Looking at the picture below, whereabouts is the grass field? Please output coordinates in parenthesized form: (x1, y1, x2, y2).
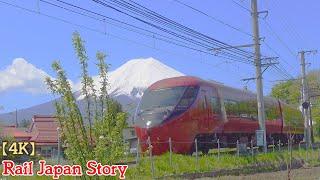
(2, 148, 320, 179)
(126, 148, 320, 179)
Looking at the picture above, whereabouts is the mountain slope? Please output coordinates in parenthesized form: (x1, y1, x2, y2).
(77, 57, 184, 100)
(0, 57, 184, 125)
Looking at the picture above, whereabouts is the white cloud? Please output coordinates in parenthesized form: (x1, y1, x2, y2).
(0, 58, 51, 94)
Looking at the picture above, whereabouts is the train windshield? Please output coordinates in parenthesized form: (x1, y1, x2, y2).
(135, 86, 198, 128)
(139, 86, 187, 113)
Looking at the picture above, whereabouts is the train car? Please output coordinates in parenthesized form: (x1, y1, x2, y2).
(134, 76, 304, 155)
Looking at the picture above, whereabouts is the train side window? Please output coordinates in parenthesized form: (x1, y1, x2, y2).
(211, 97, 220, 114)
(265, 102, 280, 120)
(237, 100, 257, 119)
(224, 99, 238, 115)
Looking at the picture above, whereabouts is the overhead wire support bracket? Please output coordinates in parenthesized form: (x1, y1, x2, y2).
(259, 56, 279, 74)
(241, 77, 256, 82)
(298, 50, 318, 55)
(258, 10, 268, 19)
(261, 57, 279, 66)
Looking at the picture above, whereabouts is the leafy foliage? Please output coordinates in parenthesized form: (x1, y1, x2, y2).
(45, 32, 127, 170)
(270, 70, 320, 136)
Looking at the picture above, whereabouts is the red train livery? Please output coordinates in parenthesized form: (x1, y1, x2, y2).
(134, 76, 304, 155)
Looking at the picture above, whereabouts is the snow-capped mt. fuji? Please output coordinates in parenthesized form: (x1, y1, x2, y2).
(78, 57, 184, 100)
(0, 57, 184, 125)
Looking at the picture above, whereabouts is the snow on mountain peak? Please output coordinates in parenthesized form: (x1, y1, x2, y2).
(77, 57, 184, 100)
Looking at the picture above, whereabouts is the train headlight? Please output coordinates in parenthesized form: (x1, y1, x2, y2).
(146, 120, 151, 127)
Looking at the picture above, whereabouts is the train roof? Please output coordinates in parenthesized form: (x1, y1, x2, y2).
(148, 76, 279, 105)
(149, 76, 204, 90)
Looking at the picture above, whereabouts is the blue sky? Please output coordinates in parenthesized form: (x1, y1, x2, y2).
(0, 0, 319, 113)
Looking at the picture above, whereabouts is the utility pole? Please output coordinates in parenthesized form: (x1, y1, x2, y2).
(309, 107, 314, 143)
(15, 108, 18, 127)
(299, 50, 317, 147)
(251, 0, 267, 152)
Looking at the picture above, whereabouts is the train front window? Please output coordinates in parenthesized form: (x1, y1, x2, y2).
(135, 86, 198, 128)
(139, 86, 187, 114)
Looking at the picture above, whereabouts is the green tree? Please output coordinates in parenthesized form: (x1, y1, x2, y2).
(45, 32, 127, 173)
(270, 70, 320, 137)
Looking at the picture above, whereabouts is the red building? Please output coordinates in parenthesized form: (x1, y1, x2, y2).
(0, 125, 31, 141)
(0, 115, 60, 158)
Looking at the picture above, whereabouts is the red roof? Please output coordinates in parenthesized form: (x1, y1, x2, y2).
(29, 115, 59, 145)
(0, 126, 31, 138)
(0, 115, 59, 146)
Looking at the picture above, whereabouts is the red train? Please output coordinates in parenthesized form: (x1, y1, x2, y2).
(134, 76, 304, 155)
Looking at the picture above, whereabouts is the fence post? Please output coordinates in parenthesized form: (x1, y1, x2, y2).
(278, 140, 281, 151)
(299, 141, 301, 152)
(169, 137, 172, 167)
(148, 136, 155, 178)
(136, 138, 140, 164)
(287, 139, 290, 152)
(305, 141, 308, 162)
(195, 138, 198, 170)
(217, 139, 220, 160)
(236, 140, 239, 157)
(251, 139, 254, 157)
(272, 140, 275, 152)
(318, 147, 320, 161)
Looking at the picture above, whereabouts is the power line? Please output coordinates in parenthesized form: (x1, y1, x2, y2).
(2, 0, 287, 93)
(92, 0, 256, 63)
(172, 0, 253, 37)
(263, 19, 296, 58)
(0, 0, 253, 81)
(263, 41, 295, 70)
(268, 0, 308, 49)
(44, 0, 255, 64)
(0, 0, 105, 34)
(98, 0, 294, 82)
(230, 0, 296, 81)
(43, 0, 221, 55)
(231, 0, 251, 13)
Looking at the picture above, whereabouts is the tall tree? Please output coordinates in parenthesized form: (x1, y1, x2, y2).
(46, 32, 127, 173)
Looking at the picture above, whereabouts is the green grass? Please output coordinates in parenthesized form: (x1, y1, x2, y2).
(3, 148, 320, 179)
(126, 148, 320, 179)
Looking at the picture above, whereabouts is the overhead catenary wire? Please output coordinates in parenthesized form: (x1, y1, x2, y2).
(261, 0, 312, 80)
(0, 0, 254, 83)
(174, 0, 292, 81)
(172, 0, 253, 37)
(263, 20, 296, 58)
(40, 0, 254, 64)
(92, 0, 256, 63)
(231, 0, 297, 81)
(45, 0, 203, 49)
(263, 41, 296, 71)
(268, 0, 309, 49)
(231, 0, 251, 13)
(94, 0, 252, 61)
(1, 0, 293, 91)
